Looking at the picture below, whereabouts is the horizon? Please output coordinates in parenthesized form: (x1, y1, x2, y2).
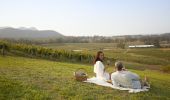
(1, 26, 169, 37)
(0, 0, 170, 36)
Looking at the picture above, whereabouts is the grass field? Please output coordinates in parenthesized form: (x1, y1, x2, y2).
(0, 55, 170, 100)
(40, 43, 170, 70)
(40, 43, 118, 51)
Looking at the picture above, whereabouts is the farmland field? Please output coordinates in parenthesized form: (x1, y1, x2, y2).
(40, 43, 170, 70)
(0, 43, 170, 100)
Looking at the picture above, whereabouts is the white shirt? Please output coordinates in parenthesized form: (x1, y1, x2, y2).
(111, 71, 141, 89)
(94, 61, 110, 81)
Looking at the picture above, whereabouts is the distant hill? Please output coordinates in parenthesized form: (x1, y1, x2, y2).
(0, 27, 64, 39)
(161, 33, 170, 37)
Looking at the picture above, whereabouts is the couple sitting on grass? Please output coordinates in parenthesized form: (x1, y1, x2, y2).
(93, 51, 149, 89)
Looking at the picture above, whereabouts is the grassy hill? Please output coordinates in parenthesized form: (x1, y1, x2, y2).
(0, 55, 170, 100)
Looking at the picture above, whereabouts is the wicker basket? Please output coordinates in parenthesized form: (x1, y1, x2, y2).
(74, 68, 87, 81)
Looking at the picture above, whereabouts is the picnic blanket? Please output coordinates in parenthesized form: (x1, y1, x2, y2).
(84, 77, 150, 93)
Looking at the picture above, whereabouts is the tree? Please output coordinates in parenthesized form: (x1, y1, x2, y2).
(153, 39, 161, 48)
(0, 42, 10, 56)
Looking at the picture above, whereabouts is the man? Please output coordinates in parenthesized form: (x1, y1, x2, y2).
(111, 61, 142, 89)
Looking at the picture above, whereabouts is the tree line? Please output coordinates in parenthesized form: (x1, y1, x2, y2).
(1, 33, 170, 48)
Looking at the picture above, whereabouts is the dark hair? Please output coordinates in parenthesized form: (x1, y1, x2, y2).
(115, 61, 123, 71)
(93, 51, 104, 64)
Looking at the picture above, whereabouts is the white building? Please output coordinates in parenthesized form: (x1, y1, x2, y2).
(128, 45, 154, 48)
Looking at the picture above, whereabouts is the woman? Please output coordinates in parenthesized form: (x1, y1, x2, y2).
(93, 51, 110, 81)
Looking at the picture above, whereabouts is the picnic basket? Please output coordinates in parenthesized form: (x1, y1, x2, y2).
(74, 68, 87, 81)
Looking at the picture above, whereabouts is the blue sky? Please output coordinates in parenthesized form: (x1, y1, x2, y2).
(0, 0, 170, 36)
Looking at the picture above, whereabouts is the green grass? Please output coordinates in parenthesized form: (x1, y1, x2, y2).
(39, 43, 117, 51)
(128, 48, 170, 61)
(0, 55, 170, 100)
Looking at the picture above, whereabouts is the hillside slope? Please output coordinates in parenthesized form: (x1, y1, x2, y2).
(0, 55, 170, 100)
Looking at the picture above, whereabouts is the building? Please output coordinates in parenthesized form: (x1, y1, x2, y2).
(128, 45, 154, 48)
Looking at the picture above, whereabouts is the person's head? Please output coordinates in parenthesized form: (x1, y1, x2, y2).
(115, 61, 124, 71)
(94, 51, 104, 64)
